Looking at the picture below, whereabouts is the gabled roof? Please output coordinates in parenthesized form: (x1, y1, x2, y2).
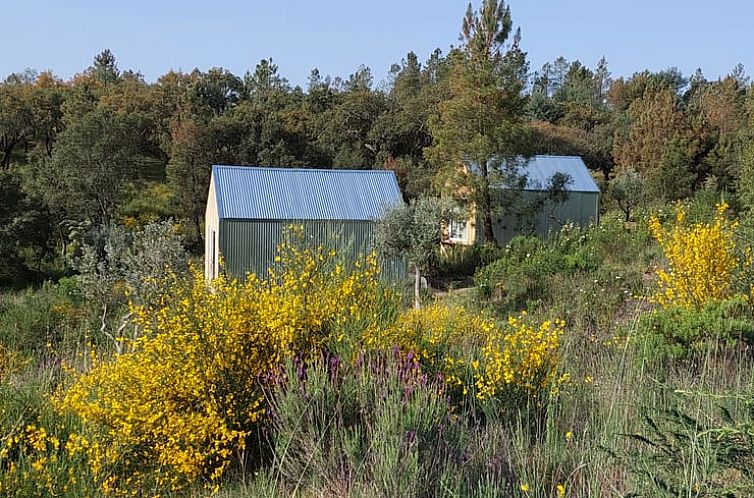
(212, 165, 403, 220)
(519, 155, 600, 193)
(469, 155, 600, 194)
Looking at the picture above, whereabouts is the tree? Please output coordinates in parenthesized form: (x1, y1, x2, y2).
(610, 167, 645, 221)
(370, 51, 449, 198)
(91, 49, 121, 86)
(613, 86, 686, 179)
(27, 108, 146, 225)
(166, 113, 243, 247)
(0, 81, 35, 169)
(375, 196, 454, 309)
(0, 170, 52, 282)
(737, 139, 754, 212)
(243, 58, 290, 103)
(314, 76, 387, 168)
(30, 71, 66, 157)
(188, 68, 243, 116)
(528, 120, 614, 181)
(426, 0, 528, 244)
(74, 220, 188, 348)
(653, 138, 695, 201)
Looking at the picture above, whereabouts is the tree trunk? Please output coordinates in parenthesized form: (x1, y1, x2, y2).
(617, 199, 630, 222)
(194, 212, 204, 250)
(1, 143, 15, 169)
(480, 159, 496, 245)
(414, 265, 421, 310)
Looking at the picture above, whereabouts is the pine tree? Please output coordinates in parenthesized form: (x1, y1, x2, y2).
(426, 0, 528, 244)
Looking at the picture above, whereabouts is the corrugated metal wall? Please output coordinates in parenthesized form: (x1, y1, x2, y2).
(477, 191, 600, 244)
(219, 219, 406, 282)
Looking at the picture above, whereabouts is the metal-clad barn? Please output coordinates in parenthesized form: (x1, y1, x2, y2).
(205, 165, 404, 281)
(452, 155, 600, 245)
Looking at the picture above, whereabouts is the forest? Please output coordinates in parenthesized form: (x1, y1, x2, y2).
(0, 5, 751, 279)
(1, 0, 754, 497)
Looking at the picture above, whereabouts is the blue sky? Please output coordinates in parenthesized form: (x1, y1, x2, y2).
(3, 0, 751, 87)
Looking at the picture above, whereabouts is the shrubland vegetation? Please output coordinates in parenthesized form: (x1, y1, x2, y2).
(2, 0, 754, 496)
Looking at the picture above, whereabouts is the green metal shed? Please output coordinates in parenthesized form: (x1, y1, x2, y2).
(472, 155, 601, 245)
(205, 165, 405, 281)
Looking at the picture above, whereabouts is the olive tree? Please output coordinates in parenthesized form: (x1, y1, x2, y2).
(75, 220, 188, 350)
(375, 196, 455, 309)
(610, 167, 645, 221)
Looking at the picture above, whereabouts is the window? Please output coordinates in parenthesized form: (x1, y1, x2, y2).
(448, 219, 467, 242)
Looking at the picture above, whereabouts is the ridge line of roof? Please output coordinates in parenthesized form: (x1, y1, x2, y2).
(464, 154, 584, 162)
(212, 164, 395, 174)
(529, 154, 582, 159)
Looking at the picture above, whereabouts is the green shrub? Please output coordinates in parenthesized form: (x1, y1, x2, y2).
(429, 243, 504, 287)
(474, 232, 598, 312)
(585, 210, 654, 266)
(0, 283, 89, 356)
(637, 296, 754, 361)
(620, 403, 754, 498)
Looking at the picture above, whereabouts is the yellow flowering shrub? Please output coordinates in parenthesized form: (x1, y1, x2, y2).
(474, 312, 566, 402)
(649, 202, 739, 308)
(0, 423, 79, 497)
(58, 237, 383, 495)
(367, 304, 492, 394)
(367, 304, 566, 405)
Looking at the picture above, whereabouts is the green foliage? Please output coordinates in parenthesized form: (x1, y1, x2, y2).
(426, 0, 528, 243)
(26, 108, 150, 225)
(621, 404, 754, 497)
(474, 230, 600, 312)
(610, 167, 645, 221)
(0, 80, 35, 168)
(737, 139, 754, 212)
(375, 196, 455, 306)
(429, 243, 505, 286)
(474, 212, 653, 337)
(265, 354, 475, 498)
(0, 282, 88, 355)
(652, 138, 696, 201)
(0, 170, 52, 284)
(74, 221, 188, 312)
(636, 296, 754, 361)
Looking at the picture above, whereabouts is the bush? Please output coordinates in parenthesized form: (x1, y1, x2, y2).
(74, 220, 189, 311)
(0, 282, 88, 356)
(367, 304, 567, 412)
(428, 243, 504, 287)
(474, 232, 598, 311)
(474, 312, 566, 407)
(637, 295, 754, 361)
(58, 238, 387, 495)
(649, 202, 743, 309)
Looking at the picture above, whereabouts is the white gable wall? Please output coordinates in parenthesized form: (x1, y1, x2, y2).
(205, 175, 220, 281)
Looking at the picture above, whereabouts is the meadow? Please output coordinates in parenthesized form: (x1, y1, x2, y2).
(1, 193, 754, 498)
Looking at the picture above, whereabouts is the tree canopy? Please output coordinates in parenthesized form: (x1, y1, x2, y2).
(1, 6, 753, 283)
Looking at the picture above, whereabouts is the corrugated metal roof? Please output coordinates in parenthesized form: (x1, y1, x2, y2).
(470, 155, 600, 193)
(212, 165, 403, 220)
